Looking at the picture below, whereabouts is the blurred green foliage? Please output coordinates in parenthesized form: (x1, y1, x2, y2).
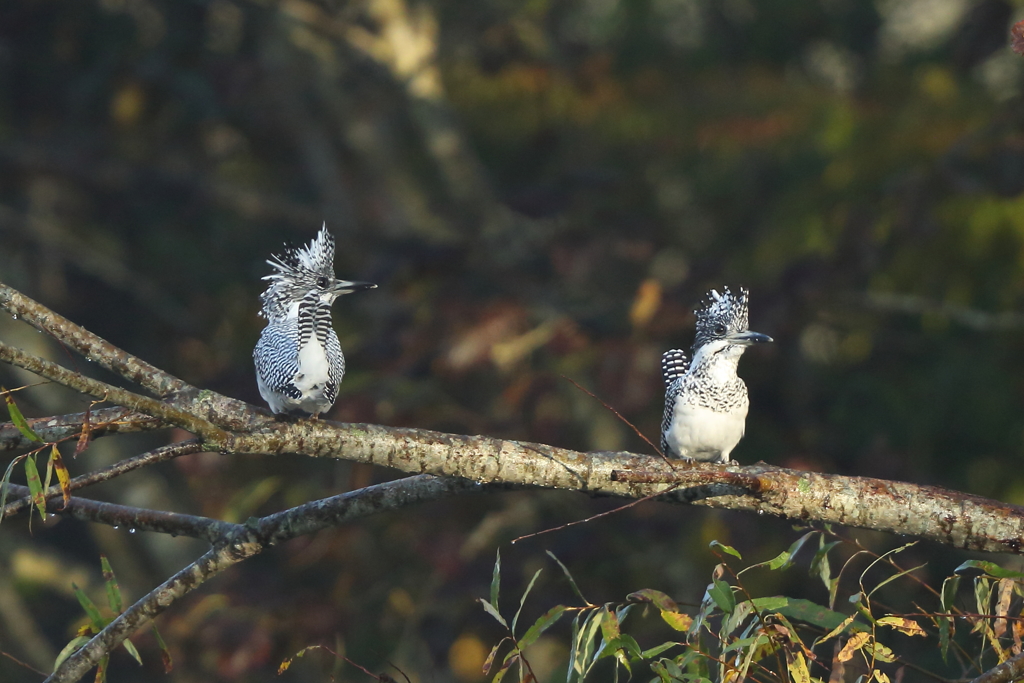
(2, 0, 1024, 681)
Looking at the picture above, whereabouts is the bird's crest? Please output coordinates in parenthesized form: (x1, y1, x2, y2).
(259, 224, 336, 320)
(692, 286, 749, 351)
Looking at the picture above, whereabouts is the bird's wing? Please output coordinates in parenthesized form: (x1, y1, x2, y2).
(254, 324, 302, 399)
(661, 349, 689, 387)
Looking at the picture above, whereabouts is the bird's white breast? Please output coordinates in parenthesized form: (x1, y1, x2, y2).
(667, 400, 748, 462)
(294, 336, 330, 395)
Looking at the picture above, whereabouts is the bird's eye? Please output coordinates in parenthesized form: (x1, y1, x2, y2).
(714, 323, 727, 336)
(316, 276, 329, 288)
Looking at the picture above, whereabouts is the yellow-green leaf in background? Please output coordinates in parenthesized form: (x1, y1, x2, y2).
(24, 454, 46, 520)
(51, 445, 71, 508)
(877, 616, 927, 637)
(660, 610, 693, 632)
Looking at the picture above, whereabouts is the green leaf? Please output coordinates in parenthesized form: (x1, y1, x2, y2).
(24, 455, 46, 520)
(512, 568, 542, 634)
(151, 623, 172, 673)
(95, 653, 109, 683)
(3, 388, 42, 443)
(749, 596, 789, 612)
(478, 598, 507, 628)
(721, 599, 753, 638)
(955, 560, 1024, 580)
(708, 579, 735, 614)
(627, 588, 679, 612)
(941, 575, 960, 612)
(640, 641, 678, 659)
(490, 549, 501, 611)
(518, 605, 566, 650)
(54, 636, 91, 672)
(867, 562, 927, 599)
(0, 454, 25, 525)
(774, 598, 868, 634)
(482, 638, 505, 676)
(709, 540, 742, 560)
(938, 617, 953, 662)
(599, 606, 621, 642)
(660, 610, 693, 632)
(809, 540, 840, 590)
(72, 583, 106, 631)
(100, 556, 123, 614)
(547, 550, 590, 606)
(121, 638, 143, 666)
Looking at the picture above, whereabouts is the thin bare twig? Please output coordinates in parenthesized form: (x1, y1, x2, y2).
(0, 407, 163, 452)
(3, 483, 238, 543)
(1, 439, 203, 519)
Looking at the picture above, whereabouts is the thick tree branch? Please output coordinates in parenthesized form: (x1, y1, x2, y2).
(971, 651, 1024, 683)
(0, 283, 189, 397)
(45, 474, 483, 683)
(218, 421, 1024, 554)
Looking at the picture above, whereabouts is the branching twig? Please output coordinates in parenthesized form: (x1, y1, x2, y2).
(45, 475, 488, 683)
(0, 407, 163, 452)
(1, 439, 204, 519)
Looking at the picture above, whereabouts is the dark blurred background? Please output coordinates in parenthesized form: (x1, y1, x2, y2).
(2, 0, 1024, 681)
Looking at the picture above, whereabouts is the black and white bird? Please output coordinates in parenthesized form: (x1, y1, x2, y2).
(660, 287, 772, 463)
(254, 225, 375, 417)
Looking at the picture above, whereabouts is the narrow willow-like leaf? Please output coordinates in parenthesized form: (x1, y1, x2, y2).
(100, 556, 123, 614)
(53, 636, 91, 672)
(660, 610, 692, 632)
(627, 588, 678, 612)
(640, 641, 678, 659)
(152, 623, 173, 673)
(708, 579, 735, 614)
(24, 454, 46, 520)
(518, 605, 567, 650)
(956, 560, 1024, 580)
(709, 540, 742, 560)
(72, 583, 107, 632)
(490, 549, 501, 611)
(51, 445, 71, 508)
(0, 454, 26, 524)
(482, 637, 510, 675)
(512, 568, 542, 635)
(3, 388, 42, 443)
(479, 598, 508, 629)
(121, 638, 144, 666)
(547, 550, 590, 606)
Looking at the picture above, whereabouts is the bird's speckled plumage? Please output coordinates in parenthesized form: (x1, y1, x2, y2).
(254, 224, 375, 416)
(660, 287, 771, 462)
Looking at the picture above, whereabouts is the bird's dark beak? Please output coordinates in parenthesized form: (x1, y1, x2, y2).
(333, 280, 377, 294)
(728, 330, 773, 345)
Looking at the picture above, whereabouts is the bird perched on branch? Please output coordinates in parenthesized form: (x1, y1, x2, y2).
(254, 225, 375, 417)
(660, 287, 772, 463)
